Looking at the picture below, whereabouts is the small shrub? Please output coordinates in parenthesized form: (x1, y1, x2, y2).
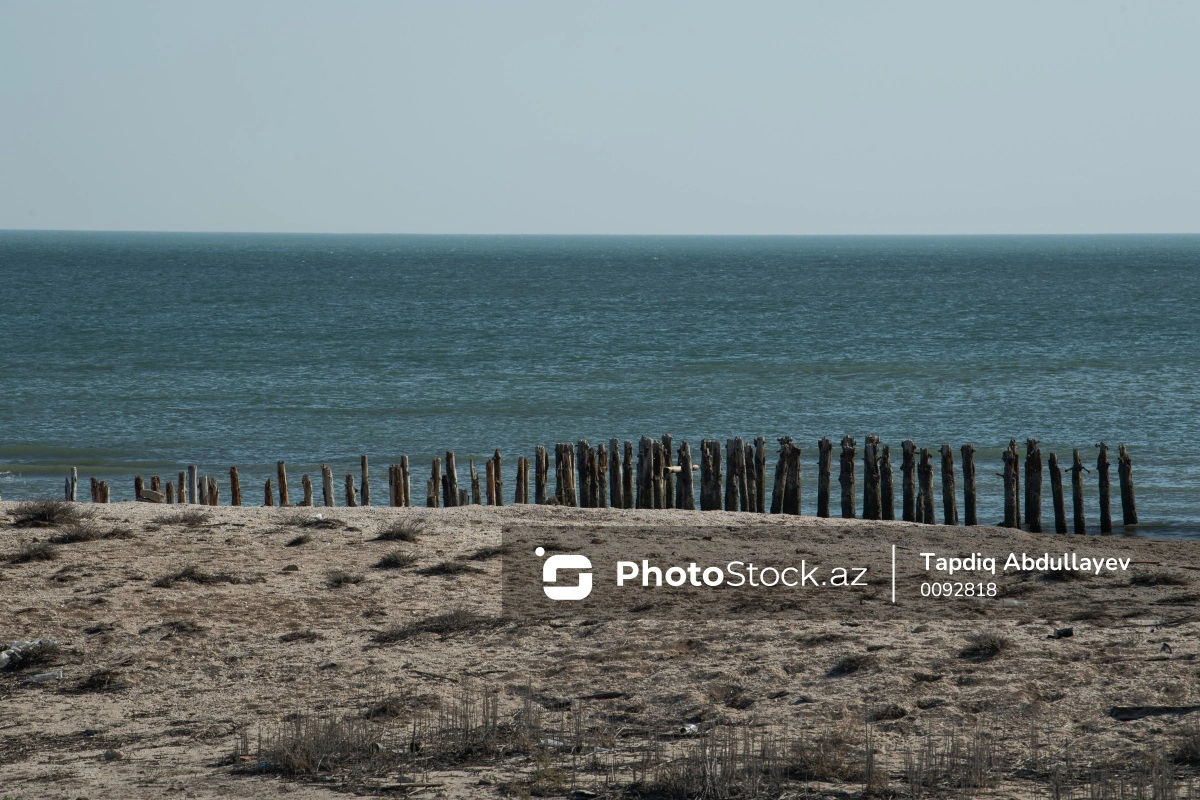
(1, 639, 60, 671)
(8, 541, 58, 564)
(139, 619, 206, 638)
(50, 521, 132, 544)
(374, 519, 423, 542)
(72, 669, 129, 693)
(374, 609, 493, 643)
(960, 632, 1010, 661)
(285, 533, 312, 547)
(152, 565, 257, 588)
(279, 511, 343, 530)
(9, 499, 86, 528)
(280, 630, 323, 644)
(827, 654, 876, 677)
(374, 551, 418, 570)
(1131, 571, 1190, 587)
(458, 545, 508, 561)
(154, 509, 211, 527)
(418, 561, 484, 577)
(326, 570, 364, 588)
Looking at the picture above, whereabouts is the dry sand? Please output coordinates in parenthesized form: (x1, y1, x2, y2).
(2, 500, 1199, 799)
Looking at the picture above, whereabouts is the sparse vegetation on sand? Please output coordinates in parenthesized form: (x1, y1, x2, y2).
(373, 519, 423, 542)
(152, 565, 260, 588)
(154, 509, 211, 528)
(374, 550, 417, 570)
(960, 631, 1011, 661)
(7, 540, 59, 564)
(373, 609, 494, 643)
(8, 499, 88, 528)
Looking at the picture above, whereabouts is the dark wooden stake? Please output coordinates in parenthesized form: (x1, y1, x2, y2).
(596, 445, 608, 509)
(723, 439, 738, 511)
(321, 465, 334, 507)
(400, 456, 411, 507)
(1009, 439, 1022, 529)
(1071, 449, 1087, 534)
(880, 445, 894, 521)
(492, 450, 503, 507)
(444, 452, 459, 508)
(1049, 452, 1067, 533)
(818, 437, 833, 519)
(609, 438, 623, 509)
(301, 474, 313, 506)
(1023, 439, 1042, 532)
(1118, 444, 1138, 525)
(485, 459, 496, 505)
(230, 466, 242, 506)
(276, 461, 289, 507)
(677, 440, 696, 510)
(345, 474, 358, 507)
(918, 448, 935, 524)
(771, 438, 789, 515)
(470, 460, 482, 505)
(188, 465, 198, 504)
(576, 440, 591, 508)
(660, 434, 674, 510)
(839, 435, 856, 519)
(165, 482, 175, 504)
(1097, 442, 1112, 534)
(360, 456, 370, 507)
(264, 478, 274, 507)
(939, 444, 958, 525)
(622, 441, 634, 509)
(961, 444, 977, 526)
(784, 440, 801, 515)
(863, 436, 880, 521)
(699, 439, 722, 511)
(754, 436, 767, 514)
(428, 458, 441, 509)
(150, 475, 161, 493)
(1002, 445, 1017, 528)
(743, 441, 755, 512)
(134, 475, 144, 501)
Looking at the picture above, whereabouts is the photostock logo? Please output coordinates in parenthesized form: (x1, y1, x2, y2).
(537, 546, 592, 601)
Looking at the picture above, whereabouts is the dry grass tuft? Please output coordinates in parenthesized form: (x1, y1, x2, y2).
(417, 561, 485, 577)
(152, 565, 259, 588)
(373, 519, 423, 542)
(1131, 570, 1190, 587)
(827, 653, 876, 677)
(959, 632, 1010, 661)
(7, 541, 59, 564)
(374, 609, 494, 644)
(280, 630, 324, 644)
(374, 550, 418, 570)
(72, 669, 129, 693)
(1, 639, 60, 671)
(458, 545, 508, 561)
(285, 533, 312, 547)
(9, 499, 87, 528)
(325, 570, 364, 589)
(49, 521, 133, 544)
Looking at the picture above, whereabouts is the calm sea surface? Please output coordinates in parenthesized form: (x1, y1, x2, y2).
(1, 232, 1197, 536)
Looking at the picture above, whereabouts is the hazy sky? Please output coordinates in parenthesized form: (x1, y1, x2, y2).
(1, 1, 1197, 234)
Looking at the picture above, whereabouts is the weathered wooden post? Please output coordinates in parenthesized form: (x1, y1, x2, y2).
(961, 444, 977, 526)
(301, 474, 313, 506)
(839, 436, 856, 519)
(918, 448, 935, 524)
(69, 467, 78, 501)
(699, 439, 721, 511)
(609, 438, 623, 509)
(321, 464, 335, 507)
(723, 439, 738, 511)
(401, 457, 411, 507)
(754, 437, 767, 514)
(653, 439, 667, 509)
(677, 441, 696, 510)
(521, 456, 532, 504)
(276, 461, 289, 507)
(458, 488, 469, 506)
(863, 436, 881, 521)
(469, 460, 481, 505)
(229, 466, 242, 506)
(621, 441, 633, 509)
(1001, 446, 1017, 528)
(426, 478, 437, 507)
(150, 476, 161, 493)
(1071, 449, 1086, 534)
(535, 446, 548, 504)
(880, 445, 894, 521)
(360, 456, 370, 506)
(771, 438, 789, 514)
(444, 452, 459, 507)
(1118, 444, 1138, 525)
(165, 482, 175, 504)
(596, 445, 608, 509)
(939, 444, 958, 526)
(209, 476, 219, 506)
(1097, 442, 1112, 533)
(555, 444, 567, 505)
(485, 459, 496, 505)
(739, 441, 748, 510)
(783, 441, 801, 515)
(1048, 453, 1067, 533)
(428, 458, 441, 509)
(187, 465, 198, 504)
(635, 437, 649, 509)
(134, 475, 144, 502)
(1024, 439, 1042, 532)
(661, 435, 674, 510)
(64, 476, 71, 500)
(1008, 439, 1022, 528)
(817, 437, 833, 518)
(345, 474, 358, 507)
(491, 450, 503, 507)
(576, 440, 591, 507)
(175, 472, 184, 504)
(264, 478, 274, 507)
(98, 481, 109, 503)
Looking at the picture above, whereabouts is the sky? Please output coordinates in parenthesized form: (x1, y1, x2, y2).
(1, 1, 1197, 235)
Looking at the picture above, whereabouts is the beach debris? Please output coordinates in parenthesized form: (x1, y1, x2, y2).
(0, 638, 59, 671)
(103, 749, 123, 761)
(28, 669, 64, 683)
(1051, 627, 1074, 639)
(138, 489, 165, 503)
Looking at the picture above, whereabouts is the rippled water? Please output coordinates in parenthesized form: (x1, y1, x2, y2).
(1, 232, 1197, 535)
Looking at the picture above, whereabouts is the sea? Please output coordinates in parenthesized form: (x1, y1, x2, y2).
(1, 231, 1197, 537)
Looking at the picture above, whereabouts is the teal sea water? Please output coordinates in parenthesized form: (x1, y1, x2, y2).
(1, 232, 1197, 536)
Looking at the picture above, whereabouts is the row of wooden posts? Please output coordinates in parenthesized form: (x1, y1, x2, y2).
(65, 436, 1138, 533)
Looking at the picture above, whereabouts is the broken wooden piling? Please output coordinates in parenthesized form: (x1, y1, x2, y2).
(678, 440, 696, 510)
(1049, 453, 1067, 533)
(662, 435, 674, 510)
(1024, 440, 1042, 533)
(322, 464, 335, 507)
(863, 436, 881, 521)
(360, 456, 370, 507)
(596, 445, 608, 509)
(839, 436, 856, 519)
(940, 444, 957, 526)
(1002, 444, 1018, 528)
(301, 474, 313, 506)
(1118, 444, 1137, 525)
(230, 467, 242, 506)
(880, 445, 894, 521)
(1097, 442, 1112, 534)
(134, 475, 144, 502)
(470, 460, 481, 505)
(187, 465, 198, 505)
(609, 438, 623, 509)
(535, 446, 548, 505)
(276, 461, 289, 507)
(818, 437, 833, 518)
(1071, 449, 1086, 534)
(576, 441, 591, 508)
(485, 459, 496, 505)
(918, 448, 935, 523)
(492, 450, 503, 507)
(264, 478, 273, 507)
(345, 474, 358, 507)
(961, 444, 977, 526)
(742, 440, 755, 512)
(699, 439, 722, 511)
(444, 452, 459, 508)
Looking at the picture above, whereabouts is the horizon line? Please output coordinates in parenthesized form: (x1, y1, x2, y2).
(3, 228, 1200, 238)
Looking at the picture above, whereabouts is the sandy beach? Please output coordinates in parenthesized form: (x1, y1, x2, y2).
(3, 500, 1200, 798)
